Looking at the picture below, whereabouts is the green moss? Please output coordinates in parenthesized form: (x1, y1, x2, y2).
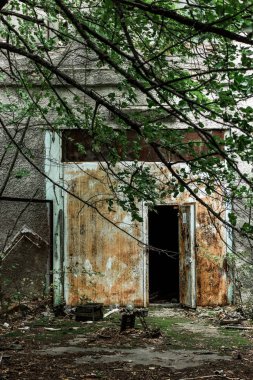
(17, 314, 121, 343)
(146, 315, 251, 351)
(212, 329, 251, 350)
(2, 311, 251, 351)
(3, 330, 24, 338)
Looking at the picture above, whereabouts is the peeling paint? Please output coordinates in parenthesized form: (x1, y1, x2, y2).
(196, 198, 230, 306)
(61, 162, 231, 307)
(179, 205, 196, 308)
(64, 166, 144, 306)
(106, 257, 114, 271)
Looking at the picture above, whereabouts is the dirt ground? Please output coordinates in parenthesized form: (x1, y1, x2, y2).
(1, 303, 253, 379)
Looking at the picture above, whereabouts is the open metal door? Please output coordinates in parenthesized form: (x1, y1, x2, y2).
(179, 205, 196, 308)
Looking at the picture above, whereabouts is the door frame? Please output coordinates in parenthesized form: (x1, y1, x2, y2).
(179, 203, 196, 308)
(144, 202, 196, 307)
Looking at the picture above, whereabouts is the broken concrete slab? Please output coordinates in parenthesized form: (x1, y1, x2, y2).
(39, 346, 231, 370)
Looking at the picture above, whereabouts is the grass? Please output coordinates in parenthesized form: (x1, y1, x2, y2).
(210, 329, 251, 350)
(146, 315, 251, 351)
(3, 313, 122, 343)
(2, 310, 252, 351)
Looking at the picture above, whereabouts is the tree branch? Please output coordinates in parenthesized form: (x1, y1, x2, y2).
(118, 0, 253, 46)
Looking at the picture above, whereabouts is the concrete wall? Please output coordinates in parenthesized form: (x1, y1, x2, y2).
(0, 127, 51, 303)
(0, 45, 243, 307)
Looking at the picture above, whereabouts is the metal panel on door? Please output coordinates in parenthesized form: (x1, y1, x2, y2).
(179, 205, 196, 308)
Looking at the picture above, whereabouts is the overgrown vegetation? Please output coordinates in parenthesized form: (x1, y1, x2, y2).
(0, 0, 253, 240)
(2, 308, 252, 351)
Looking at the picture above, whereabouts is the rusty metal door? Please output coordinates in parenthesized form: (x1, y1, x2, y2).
(179, 205, 196, 308)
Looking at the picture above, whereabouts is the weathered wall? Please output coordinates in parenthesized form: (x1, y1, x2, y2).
(0, 127, 46, 199)
(228, 128, 253, 306)
(0, 128, 51, 302)
(233, 209, 253, 306)
(62, 162, 231, 307)
(196, 200, 232, 306)
(1, 221, 50, 301)
(64, 165, 144, 306)
(0, 46, 235, 307)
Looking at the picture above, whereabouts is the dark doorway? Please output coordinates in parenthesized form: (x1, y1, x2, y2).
(148, 206, 179, 303)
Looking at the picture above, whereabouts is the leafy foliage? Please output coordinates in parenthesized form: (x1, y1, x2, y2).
(0, 0, 253, 243)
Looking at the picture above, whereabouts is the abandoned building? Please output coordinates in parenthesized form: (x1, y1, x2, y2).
(0, 6, 242, 310)
(0, 118, 234, 308)
(0, 66, 234, 308)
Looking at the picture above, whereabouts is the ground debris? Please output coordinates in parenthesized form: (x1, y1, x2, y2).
(97, 327, 114, 340)
(216, 308, 246, 327)
(44, 327, 62, 331)
(223, 325, 253, 330)
(179, 376, 242, 380)
(219, 319, 242, 326)
(1, 305, 253, 379)
(144, 327, 161, 338)
(0, 298, 53, 321)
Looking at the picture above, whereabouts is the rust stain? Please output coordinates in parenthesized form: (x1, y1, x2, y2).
(196, 196, 228, 306)
(64, 164, 230, 307)
(65, 168, 143, 306)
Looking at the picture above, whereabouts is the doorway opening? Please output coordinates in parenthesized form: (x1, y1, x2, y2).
(148, 205, 179, 304)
